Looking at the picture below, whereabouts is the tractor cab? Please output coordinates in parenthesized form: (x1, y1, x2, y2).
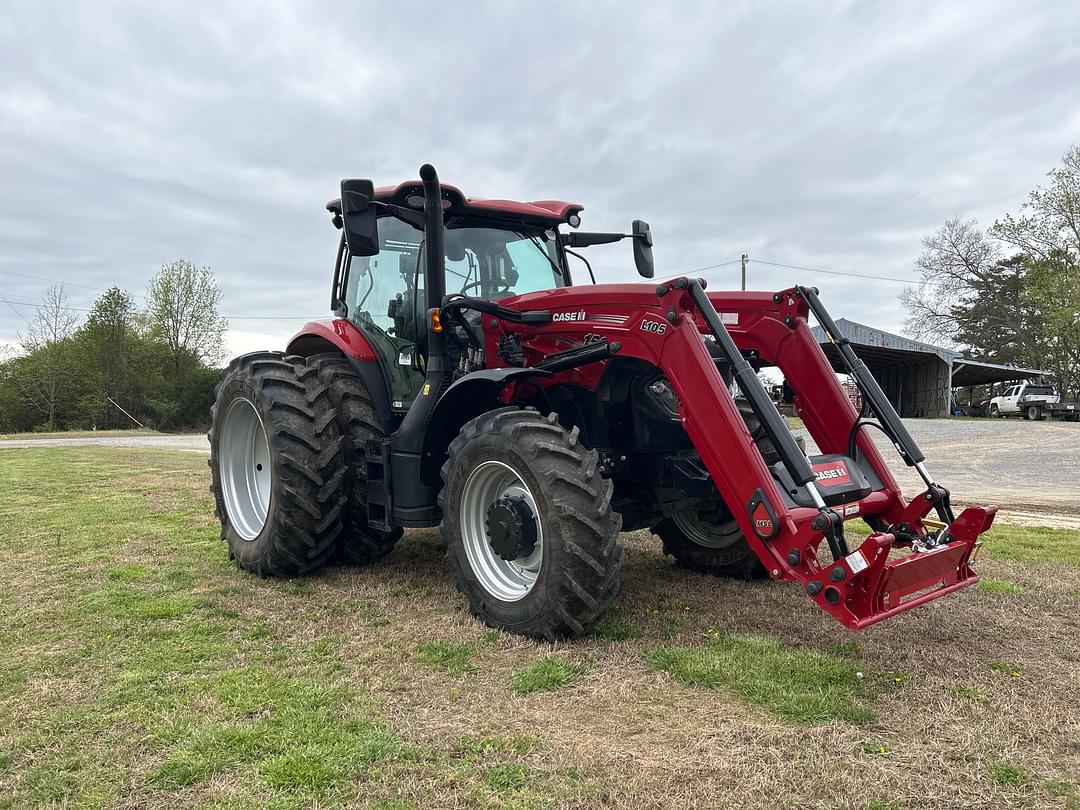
(327, 181, 577, 413)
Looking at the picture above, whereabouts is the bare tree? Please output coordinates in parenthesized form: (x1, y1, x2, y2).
(991, 145, 1080, 263)
(901, 218, 1000, 344)
(146, 260, 228, 371)
(13, 284, 80, 427)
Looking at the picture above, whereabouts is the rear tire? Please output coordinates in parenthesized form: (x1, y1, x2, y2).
(209, 352, 346, 577)
(310, 354, 404, 565)
(439, 408, 623, 640)
(1026, 405, 1042, 421)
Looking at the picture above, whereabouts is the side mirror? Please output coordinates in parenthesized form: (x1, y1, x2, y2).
(632, 219, 654, 278)
(340, 179, 379, 257)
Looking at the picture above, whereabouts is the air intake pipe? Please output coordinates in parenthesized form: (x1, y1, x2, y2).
(396, 164, 450, 459)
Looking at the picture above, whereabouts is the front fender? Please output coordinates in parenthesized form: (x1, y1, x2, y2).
(419, 368, 551, 482)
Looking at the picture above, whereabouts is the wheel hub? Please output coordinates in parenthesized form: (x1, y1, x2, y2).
(485, 495, 537, 561)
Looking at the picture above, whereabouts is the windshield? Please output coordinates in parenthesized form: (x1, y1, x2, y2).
(343, 217, 564, 336)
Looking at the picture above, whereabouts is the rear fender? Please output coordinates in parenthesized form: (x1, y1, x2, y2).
(287, 319, 377, 361)
(286, 319, 396, 433)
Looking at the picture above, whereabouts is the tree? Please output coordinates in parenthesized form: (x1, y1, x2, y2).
(76, 287, 143, 428)
(991, 145, 1080, 398)
(11, 285, 81, 429)
(1023, 255, 1080, 399)
(146, 260, 228, 372)
(903, 145, 1080, 399)
(991, 145, 1080, 264)
(901, 218, 1018, 347)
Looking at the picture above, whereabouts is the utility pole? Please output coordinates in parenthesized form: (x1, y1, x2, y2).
(740, 254, 748, 291)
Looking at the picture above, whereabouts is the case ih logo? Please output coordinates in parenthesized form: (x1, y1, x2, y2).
(813, 462, 851, 486)
(552, 311, 586, 322)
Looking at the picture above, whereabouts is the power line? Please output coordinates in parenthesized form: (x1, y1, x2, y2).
(687, 258, 742, 273)
(749, 258, 916, 285)
(0, 292, 322, 321)
(0, 266, 112, 292)
(0, 293, 31, 324)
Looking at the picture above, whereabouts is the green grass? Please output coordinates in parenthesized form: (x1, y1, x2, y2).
(0, 448, 576, 809)
(989, 661, 1022, 678)
(592, 618, 641, 641)
(645, 632, 876, 724)
(978, 578, 1024, 595)
(455, 734, 540, 760)
(987, 760, 1033, 788)
(983, 522, 1080, 566)
(1, 445, 1078, 809)
(861, 741, 891, 755)
(951, 683, 990, 705)
(416, 640, 477, 676)
(482, 762, 532, 792)
(511, 656, 587, 695)
(985, 759, 1080, 803)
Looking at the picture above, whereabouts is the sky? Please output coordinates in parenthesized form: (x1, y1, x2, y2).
(1, 1, 1078, 358)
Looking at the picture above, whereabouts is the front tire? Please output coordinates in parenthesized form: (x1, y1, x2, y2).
(655, 507, 766, 579)
(209, 352, 347, 577)
(439, 408, 623, 640)
(310, 354, 403, 565)
(652, 401, 779, 579)
(991, 404, 1001, 418)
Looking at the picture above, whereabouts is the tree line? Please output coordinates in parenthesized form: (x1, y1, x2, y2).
(0, 260, 227, 433)
(904, 145, 1080, 399)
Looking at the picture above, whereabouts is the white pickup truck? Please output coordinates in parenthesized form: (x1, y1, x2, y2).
(989, 383, 1072, 420)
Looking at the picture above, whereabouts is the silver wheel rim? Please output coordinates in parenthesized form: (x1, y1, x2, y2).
(459, 460, 543, 602)
(672, 508, 741, 549)
(220, 397, 271, 541)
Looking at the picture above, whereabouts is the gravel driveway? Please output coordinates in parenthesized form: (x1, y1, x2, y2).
(0, 434, 209, 452)
(796, 418, 1080, 527)
(4, 418, 1078, 525)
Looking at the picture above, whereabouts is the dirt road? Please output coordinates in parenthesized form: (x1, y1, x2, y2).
(4, 418, 1078, 524)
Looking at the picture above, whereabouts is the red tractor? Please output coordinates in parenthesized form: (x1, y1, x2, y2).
(209, 164, 996, 639)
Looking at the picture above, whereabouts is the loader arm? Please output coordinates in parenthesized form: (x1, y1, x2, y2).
(487, 279, 996, 629)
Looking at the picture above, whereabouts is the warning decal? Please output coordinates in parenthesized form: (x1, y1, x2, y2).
(845, 548, 870, 575)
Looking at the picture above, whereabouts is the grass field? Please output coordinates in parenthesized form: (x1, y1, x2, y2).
(0, 447, 1078, 809)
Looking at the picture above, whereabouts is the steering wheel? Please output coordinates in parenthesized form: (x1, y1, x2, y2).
(459, 280, 510, 298)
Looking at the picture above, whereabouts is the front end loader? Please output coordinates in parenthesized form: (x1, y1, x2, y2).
(208, 163, 996, 639)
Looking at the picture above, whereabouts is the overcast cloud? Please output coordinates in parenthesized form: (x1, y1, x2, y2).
(1, 1, 1078, 357)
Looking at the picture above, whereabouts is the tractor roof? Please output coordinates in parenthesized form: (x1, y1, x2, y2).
(326, 180, 583, 225)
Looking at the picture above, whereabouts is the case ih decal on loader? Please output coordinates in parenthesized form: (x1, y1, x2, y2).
(209, 164, 996, 639)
